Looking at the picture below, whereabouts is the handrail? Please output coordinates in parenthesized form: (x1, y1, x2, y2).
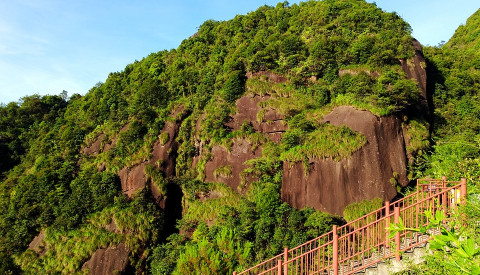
(235, 178, 467, 275)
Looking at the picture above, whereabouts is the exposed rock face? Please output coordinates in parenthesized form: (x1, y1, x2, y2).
(118, 163, 147, 198)
(226, 94, 287, 142)
(93, 46, 426, 217)
(82, 124, 128, 157)
(28, 230, 45, 255)
(200, 94, 286, 190)
(151, 122, 179, 178)
(400, 39, 428, 107)
(81, 106, 184, 202)
(282, 106, 409, 215)
(118, 107, 186, 202)
(204, 139, 262, 191)
(82, 134, 105, 156)
(82, 243, 129, 275)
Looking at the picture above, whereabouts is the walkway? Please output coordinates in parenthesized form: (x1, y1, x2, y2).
(235, 178, 467, 275)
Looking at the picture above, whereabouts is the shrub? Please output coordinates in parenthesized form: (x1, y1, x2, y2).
(159, 131, 170, 145)
(221, 70, 247, 102)
(214, 165, 233, 179)
(343, 197, 383, 222)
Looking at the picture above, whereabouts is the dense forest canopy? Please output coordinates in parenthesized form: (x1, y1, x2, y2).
(420, 8, 480, 182)
(0, 0, 479, 273)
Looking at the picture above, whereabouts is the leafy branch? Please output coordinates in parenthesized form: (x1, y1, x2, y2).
(389, 209, 480, 274)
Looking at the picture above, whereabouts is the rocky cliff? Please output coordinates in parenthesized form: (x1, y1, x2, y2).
(197, 43, 427, 215)
(400, 39, 427, 105)
(282, 106, 408, 214)
(80, 45, 427, 221)
(280, 43, 428, 214)
(201, 94, 287, 191)
(99, 44, 428, 218)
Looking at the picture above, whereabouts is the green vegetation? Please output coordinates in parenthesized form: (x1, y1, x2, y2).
(343, 197, 383, 222)
(213, 165, 233, 179)
(281, 123, 367, 164)
(159, 131, 170, 145)
(391, 8, 480, 273)
(145, 164, 167, 196)
(2, 0, 477, 273)
(181, 181, 242, 224)
(420, 8, 480, 183)
(152, 171, 341, 274)
(174, 227, 252, 275)
(14, 192, 163, 274)
(391, 194, 480, 274)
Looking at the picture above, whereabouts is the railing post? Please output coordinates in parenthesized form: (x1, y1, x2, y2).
(283, 247, 288, 275)
(394, 207, 401, 261)
(278, 260, 282, 274)
(442, 176, 447, 216)
(460, 178, 467, 205)
(416, 188, 420, 228)
(385, 201, 390, 247)
(333, 225, 338, 275)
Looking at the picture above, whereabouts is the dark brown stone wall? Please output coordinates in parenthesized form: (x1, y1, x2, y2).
(400, 39, 428, 108)
(82, 243, 129, 275)
(282, 106, 409, 215)
(199, 94, 287, 190)
(118, 107, 186, 202)
(204, 139, 262, 191)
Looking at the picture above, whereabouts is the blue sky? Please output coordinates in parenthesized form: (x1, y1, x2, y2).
(0, 0, 478, 104)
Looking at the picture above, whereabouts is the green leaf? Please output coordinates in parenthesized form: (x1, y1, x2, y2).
(456, 247, 470, 258)
(435, 234, 454, 243)
(461, 238, 476, 258)
(470, 264, 480, 275)
(434, 210, 445, 223)
(429, 239, 447, 250)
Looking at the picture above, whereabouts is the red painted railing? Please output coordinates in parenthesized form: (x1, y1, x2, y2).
(235, 177, 467, 275)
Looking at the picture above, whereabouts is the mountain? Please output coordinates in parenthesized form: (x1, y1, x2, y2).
(421, 8, 480, 181)
(0, 0, 448, 273)
(396, 9, 480, 274)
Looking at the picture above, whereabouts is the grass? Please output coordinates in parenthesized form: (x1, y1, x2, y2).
(213, 165, 233, 179)
(159, 131, 170, 145)
(182, 182, 242, 225)
(220, 131, 268, 152)
(195, 150, 212, 181)
(281, 123, 367, 164)
(264, 94, 319, 118)
(245, 77, 295, 97)
(404, 118, 430, 155)
(15, 223, 122, 274)
(332, 93, 392, 116)
(83, 120, 124, 149)
(145, 164, 167, 196)
(343, 197, 383, 223)
(15, 202, 160, 274)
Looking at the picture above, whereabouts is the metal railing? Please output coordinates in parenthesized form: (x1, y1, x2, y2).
(235, 177, 467, 275)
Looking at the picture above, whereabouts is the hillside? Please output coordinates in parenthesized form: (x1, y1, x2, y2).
(421, 8, 480, 182)
(0, 0, 437, 274)
(391, 9, 480, 274)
